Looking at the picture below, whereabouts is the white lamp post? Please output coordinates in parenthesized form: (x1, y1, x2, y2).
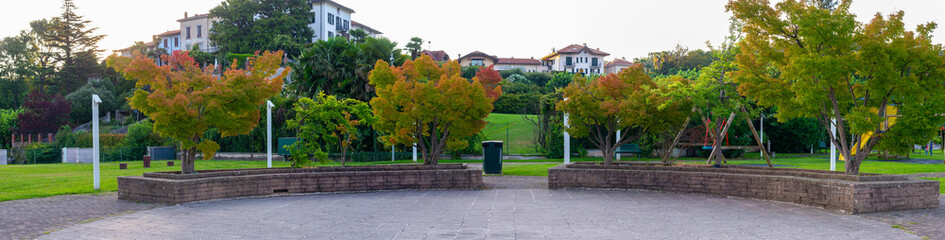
(615, 130, 621, 161)
(412, 143, 417, 162)
(266, 100, 274, 168)
(564, 98, 570, 164)
(391, 145, 395, 161)
(92, 95, 102, 190)
(830, 118, 837, 171)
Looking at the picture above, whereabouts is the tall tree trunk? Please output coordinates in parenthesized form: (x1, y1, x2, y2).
(602, 144, 614, 165)
(181, 145, 196, 174)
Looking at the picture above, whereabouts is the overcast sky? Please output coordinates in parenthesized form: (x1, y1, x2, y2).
(2, 0, 943, 60)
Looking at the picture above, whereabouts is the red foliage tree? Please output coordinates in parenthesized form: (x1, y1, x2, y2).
(473, 65, 502, 101)
(17, 91, 71, 134)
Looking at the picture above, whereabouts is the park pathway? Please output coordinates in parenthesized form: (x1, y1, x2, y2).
(0, 193, 163, 240)
(5, 168, 945, 239)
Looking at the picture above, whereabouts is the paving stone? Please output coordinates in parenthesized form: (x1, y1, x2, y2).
(34, 189, 921, 239)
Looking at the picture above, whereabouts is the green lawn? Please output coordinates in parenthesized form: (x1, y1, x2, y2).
(499, 164, 560, 176)
(482, 113, 538, 154)
(0, 160, 292, 202)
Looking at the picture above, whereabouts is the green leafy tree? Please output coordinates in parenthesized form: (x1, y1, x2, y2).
(41, 0, 105, 94)
(291, 36, 407, 102)
(369, 55, 494, 164)
(405, 37, 423, 60)
(0, 109, 22, 148)
(65, 79, 118, 124)
(348, 28, 368, 43)
(107, 50, 287, 174)
(728, 0, 945, 175)
(287, 93, 375, 167)
(209, 0, 313, 56)
(557, 65, 691, 164)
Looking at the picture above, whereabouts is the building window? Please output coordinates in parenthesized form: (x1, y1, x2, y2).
(336, 16, 341, 27)
(592, 58, 598, 67)
(197, 25, 202, 38)
(328, 13, 334, 24)
(186, 27, 191, 39)
(565, 57, 572, 66)
(328, 31, 334, 38)
(471, 59, 484, 66)
(311, 12, 316, 24)
(163, 39, 168, 48)
(174, 37, 179, 47)
(343, 20, 349, 30)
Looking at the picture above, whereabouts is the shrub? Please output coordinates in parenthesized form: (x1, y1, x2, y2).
(0, 108, 21, 148)
(493, 93, 540, 114)
(23, 143, 60, 164)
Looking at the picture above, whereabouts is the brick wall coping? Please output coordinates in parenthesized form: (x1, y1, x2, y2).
(119, 164, 482, 204)
(568, 162, 901, 181)
(143, 164, 467, 180)
(550, 164, 939, 213)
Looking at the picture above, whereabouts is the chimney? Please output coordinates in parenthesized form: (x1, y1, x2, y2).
(583, 43, 587, 46)
(457, 54, 461, 59)
(185, 12, 188, 18)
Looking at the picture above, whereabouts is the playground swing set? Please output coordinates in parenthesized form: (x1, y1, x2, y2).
(662, 105, 773, 167)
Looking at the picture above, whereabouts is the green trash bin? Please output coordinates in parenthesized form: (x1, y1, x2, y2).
(482, 141, 503, 174)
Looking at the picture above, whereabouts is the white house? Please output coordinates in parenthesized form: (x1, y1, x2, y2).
(603, 58, 636, 74)
(310, 0, 354, 41)
(495, 57, 545, 73)
(541, 43, 610, 74)
(352, 20, 382, 37)
(156, 30, 181, 53)
(178, 12, 218, 52)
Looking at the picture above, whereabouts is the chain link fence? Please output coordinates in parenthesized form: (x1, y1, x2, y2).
(3, 147, 150, 165)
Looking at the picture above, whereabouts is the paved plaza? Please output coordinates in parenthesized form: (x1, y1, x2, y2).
(39, 188, 919, 239)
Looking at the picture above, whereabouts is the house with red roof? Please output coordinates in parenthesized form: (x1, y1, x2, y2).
(458, 51, 548, 72)
(156, 30, 181, 53)
(458, 51, 499, 67)
(603, 58, 637, 75)
(422, 50, 451, 62)
(541, 43, 609, 74)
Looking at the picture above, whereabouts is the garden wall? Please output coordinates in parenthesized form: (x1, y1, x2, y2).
(118, 164, 482, 204)
(61, 148, 92, 163)
(548, 163, 939, 214)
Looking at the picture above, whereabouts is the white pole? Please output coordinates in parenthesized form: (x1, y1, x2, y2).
(266, 101, 274, 168)
(615, 130, 621, 161)
(412, 143, 417, 162)
(830, 118, 837, 171)
(391, 145, 395, 162)
(92, 95, 102, 190)
(564, 100, 570, 164)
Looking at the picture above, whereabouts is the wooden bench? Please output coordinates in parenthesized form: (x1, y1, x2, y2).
(615, 143, 642, 161)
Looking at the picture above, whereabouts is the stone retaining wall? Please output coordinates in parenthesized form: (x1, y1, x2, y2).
(118, 164, 482, 204)
(548, 163, 939, 214)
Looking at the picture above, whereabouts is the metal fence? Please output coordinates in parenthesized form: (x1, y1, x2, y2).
(3, 147, 150, 165)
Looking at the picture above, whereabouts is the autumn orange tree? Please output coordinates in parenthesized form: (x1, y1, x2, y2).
(728, 0, 945, 175)
(107, 50, 287, 174)
(369, 55, 496, 165)
(557, 65, 691, 165)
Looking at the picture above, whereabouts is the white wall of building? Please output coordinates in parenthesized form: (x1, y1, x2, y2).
(310, 2, 353, 42)
(549, 51, 605, 74)
(179, 16, 217, 52)
(158, 35, 181, 53)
